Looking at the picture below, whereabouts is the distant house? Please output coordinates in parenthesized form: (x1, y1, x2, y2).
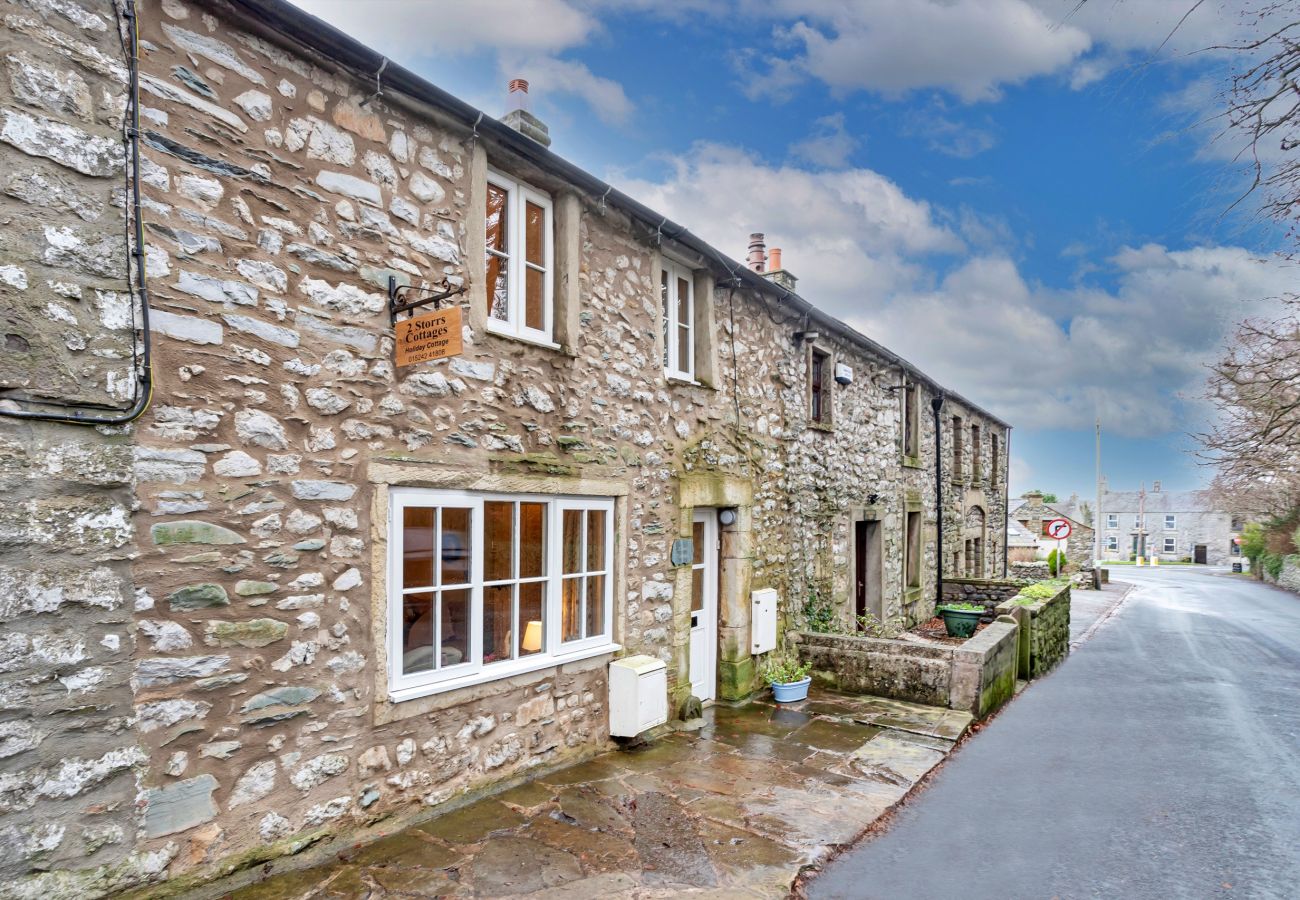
(1006, 516, 1041, 563)
(1097, 479, 1243, 565)
(1010, 491, 1096, 564)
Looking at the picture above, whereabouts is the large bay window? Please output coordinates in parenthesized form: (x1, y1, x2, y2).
(661, 259, 694, 380)
(485, 170, 553, 344)
(389, 488, 615, 699)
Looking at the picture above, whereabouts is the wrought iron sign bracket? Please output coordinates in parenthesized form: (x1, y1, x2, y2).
(388, 275, 467, 324)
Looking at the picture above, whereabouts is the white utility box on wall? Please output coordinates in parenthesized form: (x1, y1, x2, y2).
(751, 588, 778, 655)
(608, 655, 668, 737)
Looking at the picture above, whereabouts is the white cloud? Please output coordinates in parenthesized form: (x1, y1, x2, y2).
(290, 0, 597, 55)
(288, 0, 630, 123)
(741, 0, 1092, 102)
(859, 245, 1292, 436)
(617, 142, 963, 302)
(788, 113, 860, 168)
(615, 143, 1291, 437)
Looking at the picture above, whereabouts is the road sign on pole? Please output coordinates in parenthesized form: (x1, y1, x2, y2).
(1045, 518, 1072, 540)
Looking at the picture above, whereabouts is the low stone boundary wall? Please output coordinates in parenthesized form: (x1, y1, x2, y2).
(796, 621, 1020, 719)
(952, 618, 1019, 719)
(996, 582, 1071, 678)
(1261, 555, 1300, 594)
(941, 577, 1032, 622)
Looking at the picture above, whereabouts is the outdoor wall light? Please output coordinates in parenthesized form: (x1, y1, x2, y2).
(793, 330, 819, 345)
(834, 362, 854, 385)
(718, 507, 738, 526)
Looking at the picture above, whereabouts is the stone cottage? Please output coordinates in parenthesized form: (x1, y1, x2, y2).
(1098, 478, 1241, 564)
(1010, 491, 1095, 567)
(0, 0, 1012, 894)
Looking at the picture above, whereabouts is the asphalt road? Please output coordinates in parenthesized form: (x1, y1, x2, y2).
(808, 568, 1300, 900)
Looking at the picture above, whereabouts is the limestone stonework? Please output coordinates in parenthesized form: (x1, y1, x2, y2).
(0, 1, 1011, 895)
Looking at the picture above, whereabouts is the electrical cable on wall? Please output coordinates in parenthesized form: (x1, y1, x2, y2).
(0, 0, 153, 426)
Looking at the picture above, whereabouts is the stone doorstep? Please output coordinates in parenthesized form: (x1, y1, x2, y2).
(207, 689, 967, 900)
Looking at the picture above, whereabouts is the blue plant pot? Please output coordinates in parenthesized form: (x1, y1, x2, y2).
(772, 676, 811, 703)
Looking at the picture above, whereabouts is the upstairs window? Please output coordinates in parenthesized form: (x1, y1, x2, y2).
(486, 171, 553, 344)
(810, 347, 831, 425)
(970, 424, 981, 481)
(661, 260, 694, 380)
(1107, 513, 1118, 529)
(1164, 514, 1176, 530)
(951, 415, 964, 481)
(389, 489, 614, 700)
(902, 381, 919, 459)
(990, 434, 999, 485)
(1133, 515, 1142, 529)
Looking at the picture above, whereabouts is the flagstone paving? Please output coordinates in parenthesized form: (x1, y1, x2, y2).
(220, 689, 971, 899)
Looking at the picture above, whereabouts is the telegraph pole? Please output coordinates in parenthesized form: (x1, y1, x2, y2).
(1094, 418, 1101, 565)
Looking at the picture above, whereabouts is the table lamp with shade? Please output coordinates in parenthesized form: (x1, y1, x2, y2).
(521, 620, 543, 654)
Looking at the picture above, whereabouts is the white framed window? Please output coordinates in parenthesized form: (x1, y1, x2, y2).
(388, 488, 615, 701)
(1107, 514, 1118, 529)
(1163, 537, 1176, 553)
(1106, 536, 1118, 551)
(1164, 514, 1176, 530)
(1133, 515, 1142, 529)
(661, 259, 694, 380)
(485, 170, 553, 345)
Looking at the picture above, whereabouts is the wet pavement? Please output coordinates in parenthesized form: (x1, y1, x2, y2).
(808, 568, 1300, 899)
(220, 691, 971, 898)
(1068, 577, 1133, 644)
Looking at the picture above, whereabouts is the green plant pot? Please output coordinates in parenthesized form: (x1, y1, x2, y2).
(937, 607, 981, 638)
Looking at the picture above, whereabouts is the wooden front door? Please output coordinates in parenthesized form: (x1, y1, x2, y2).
(1194, 544, 1207, 564)
(855, 520, 882, 624)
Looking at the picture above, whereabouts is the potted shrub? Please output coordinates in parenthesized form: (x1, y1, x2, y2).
(935, 602, 983, 638)
(763, 656, 812, 703)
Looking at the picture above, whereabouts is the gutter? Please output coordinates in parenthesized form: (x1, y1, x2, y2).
(225, 0, 1011, 431)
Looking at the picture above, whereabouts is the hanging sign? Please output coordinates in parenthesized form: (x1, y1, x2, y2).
(394, 306, 463, 367)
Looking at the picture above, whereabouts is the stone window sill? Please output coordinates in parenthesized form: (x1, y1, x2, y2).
(387, 642, 621, 705)
(901, 455, 924, 469)
(665, 372, 702, 387)
(809, 420, 834, 433)
(485, 321, 563, 353)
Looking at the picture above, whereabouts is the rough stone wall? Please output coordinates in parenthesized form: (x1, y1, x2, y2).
(796, 631, 954, 708)
(950, 618, 1018, 718)
(996, 583, 1070, 679)
(0, 0, 160, 892)
(940, 577, 1029, 623)
(1, 0, 1013, 893)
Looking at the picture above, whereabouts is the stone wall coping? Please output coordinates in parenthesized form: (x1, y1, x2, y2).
(943, 576, 1032, 588)
(954, 619, 1018, 659)
(796, 630, 955, 661)
(994, 582, 1070, 616)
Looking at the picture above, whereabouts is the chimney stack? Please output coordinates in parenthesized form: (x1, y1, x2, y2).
(747, 233, 766, 272)
(502, 77, 551, 148)
(764, 246, 798, 291)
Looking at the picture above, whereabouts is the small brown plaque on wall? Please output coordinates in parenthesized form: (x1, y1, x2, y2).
(395, 306, 464, 367)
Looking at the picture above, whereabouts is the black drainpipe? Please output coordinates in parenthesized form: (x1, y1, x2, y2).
(1003, 428, 1011, 578)
(931, 394, 946, 605)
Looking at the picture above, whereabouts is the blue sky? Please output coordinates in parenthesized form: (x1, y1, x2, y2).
(294, 0, 1291, 505)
